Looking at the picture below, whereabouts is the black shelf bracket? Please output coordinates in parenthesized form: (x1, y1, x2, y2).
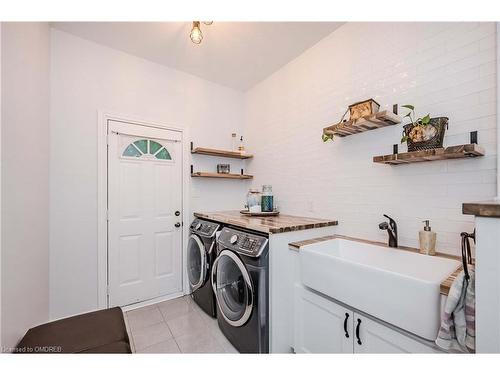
(470, 131, 478, 145)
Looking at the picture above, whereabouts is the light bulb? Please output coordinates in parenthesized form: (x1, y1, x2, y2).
(190, 21, 203, 44)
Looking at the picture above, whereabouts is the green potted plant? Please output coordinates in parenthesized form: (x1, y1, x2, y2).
(400, 104, 448, 151)
(322, 133, 334, 142)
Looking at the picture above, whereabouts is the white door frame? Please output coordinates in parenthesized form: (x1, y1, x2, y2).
(97, 111, 190, 309)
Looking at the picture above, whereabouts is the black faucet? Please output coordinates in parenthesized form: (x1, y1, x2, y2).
(379, 214, 398, 248)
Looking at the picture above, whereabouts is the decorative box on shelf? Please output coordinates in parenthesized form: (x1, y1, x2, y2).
(348, 98, 380, 121)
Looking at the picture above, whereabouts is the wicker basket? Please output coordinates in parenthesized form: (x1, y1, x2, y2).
(404, 117, 449, 152)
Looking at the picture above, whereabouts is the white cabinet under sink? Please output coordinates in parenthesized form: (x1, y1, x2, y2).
(352, 312, 441, 353)
(294, 285, 441, 354)
(294, 283, 352, 353)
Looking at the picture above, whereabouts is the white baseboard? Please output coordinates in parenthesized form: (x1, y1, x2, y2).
(121, 291, 187, 312)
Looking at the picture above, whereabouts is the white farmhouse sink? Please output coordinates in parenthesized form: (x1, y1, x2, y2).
(299, 238, 460, 340)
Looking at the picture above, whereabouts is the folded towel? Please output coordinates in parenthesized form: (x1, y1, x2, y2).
(435, 269, 475, 353)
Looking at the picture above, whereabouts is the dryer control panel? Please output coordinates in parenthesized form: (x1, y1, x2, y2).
(218, 227, 268, 258)
(190, 219, 219, 238)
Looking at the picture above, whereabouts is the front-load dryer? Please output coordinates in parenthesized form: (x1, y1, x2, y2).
(211, 226, 269, 353)
(187, 218, 220, 317)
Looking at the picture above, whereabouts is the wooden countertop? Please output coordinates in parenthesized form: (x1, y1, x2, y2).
(289, 235, 462, 296)
(193, 211, 338, 234)
(463, 200, 500, 218)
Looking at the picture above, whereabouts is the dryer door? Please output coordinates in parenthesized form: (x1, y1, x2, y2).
(187, 234, 207, 292)
(211, 249, 254, 327)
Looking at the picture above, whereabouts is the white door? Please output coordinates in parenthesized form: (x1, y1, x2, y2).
(107, 120, 183, 307)
(294, 285, 353, 353)
(353, 313, 439, 353)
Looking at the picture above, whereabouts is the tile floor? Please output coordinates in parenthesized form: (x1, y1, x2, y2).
(123, 295, 239, 353)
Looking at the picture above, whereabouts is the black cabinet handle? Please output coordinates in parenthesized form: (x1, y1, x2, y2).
(175, 211, 181, 216)
(343, 313, 350, 338)
(174, 222, 181, 228)
(355, 318, 362, 345)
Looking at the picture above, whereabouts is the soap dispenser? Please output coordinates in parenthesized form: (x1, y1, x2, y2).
(419, 220, 436, 256)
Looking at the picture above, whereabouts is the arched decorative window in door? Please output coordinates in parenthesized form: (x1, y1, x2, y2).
(122, 139, 172, 160)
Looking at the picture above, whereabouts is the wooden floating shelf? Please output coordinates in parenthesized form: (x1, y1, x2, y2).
(323, 110, 402, 138)
(191, 147, 253, 159)
(373, 144, 485, 165)
(191, 172, 253, 180)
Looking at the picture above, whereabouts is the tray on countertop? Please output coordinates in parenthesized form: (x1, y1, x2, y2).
(240, 210, 280, 217)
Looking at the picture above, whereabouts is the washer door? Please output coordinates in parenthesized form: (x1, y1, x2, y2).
(211, 249, 254, 327)
(187, 234, 207, 292)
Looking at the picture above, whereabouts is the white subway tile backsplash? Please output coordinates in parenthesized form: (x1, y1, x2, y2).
(444, 48, 495, 75)
(480, 34, 496, 51)
(480, 61, 497, 77)
(244, 22, 496, 256)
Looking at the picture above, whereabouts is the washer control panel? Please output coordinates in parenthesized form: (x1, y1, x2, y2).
(218, 227, 268, 258)
(190, 219, 220, 238)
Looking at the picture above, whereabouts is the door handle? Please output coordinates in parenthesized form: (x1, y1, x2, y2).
(343, 313, 350, 338)
(355, 318, 362, 345)
(175, 222, 181, 228)
(175, 211, 181, 216)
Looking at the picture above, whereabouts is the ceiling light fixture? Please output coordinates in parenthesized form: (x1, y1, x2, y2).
(190, 21, 203, 44)
(190, 21, 213, 44)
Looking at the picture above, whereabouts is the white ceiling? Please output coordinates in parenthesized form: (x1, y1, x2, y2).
(51, 22, 344, 91)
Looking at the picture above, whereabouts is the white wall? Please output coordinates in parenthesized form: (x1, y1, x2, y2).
(1, 22, 50, 349)
(245, 22, 497, 256)
(49, 29, 248, 319)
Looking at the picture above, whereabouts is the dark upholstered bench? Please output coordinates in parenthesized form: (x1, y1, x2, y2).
(14, 307, 131, 354)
